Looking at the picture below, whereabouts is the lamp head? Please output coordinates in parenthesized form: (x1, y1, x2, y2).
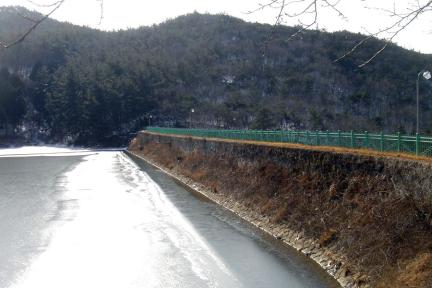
(423, 71, 431, 80)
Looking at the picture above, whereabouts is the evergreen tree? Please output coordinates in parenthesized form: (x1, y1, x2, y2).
(251, 108, 275, 130)
(0, 68, 25, 134)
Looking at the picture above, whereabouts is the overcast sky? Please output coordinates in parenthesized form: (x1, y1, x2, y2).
(1, 0, 432, 53)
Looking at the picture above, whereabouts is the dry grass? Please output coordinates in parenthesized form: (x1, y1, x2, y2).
(189, 169, 206, 181)
(378, 253, 432, 288)
(144, 131, 432, 165)
(130, 134, 432, 287)
(271, 204, 288, 223)
(260, 199, 273, 214)
(319, 229, 338, 247)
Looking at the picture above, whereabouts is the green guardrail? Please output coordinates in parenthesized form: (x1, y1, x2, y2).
(146, 127, 432, 157)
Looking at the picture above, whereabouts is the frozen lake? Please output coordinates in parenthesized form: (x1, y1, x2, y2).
(0, 148, 338, 288)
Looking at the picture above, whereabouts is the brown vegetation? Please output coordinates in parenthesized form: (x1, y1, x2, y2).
(144, 131, 432, 164)
(129, 133, 432, 287)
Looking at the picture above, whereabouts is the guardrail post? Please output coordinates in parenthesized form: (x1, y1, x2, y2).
(416, 133, 420, 156)
(350, 130, 354, 148)
(380, 131, 384, 152)
(397, 132, 401, 153)
(338, 130, 341, 147)
(316, 131, 319, 146)
(289, 130, 292, 143)
(306, 131, 310, 145)
(326, 130, 329, 145)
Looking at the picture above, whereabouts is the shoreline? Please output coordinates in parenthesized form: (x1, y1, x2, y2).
(125, 150, 358, 288)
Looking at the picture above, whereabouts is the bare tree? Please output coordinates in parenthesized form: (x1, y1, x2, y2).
(0, 0, 65, 48)
(0, 0, 104, 49)
(249, 0, 432, 67)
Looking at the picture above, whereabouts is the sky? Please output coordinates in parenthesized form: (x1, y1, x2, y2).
(1, 0, 432, 53)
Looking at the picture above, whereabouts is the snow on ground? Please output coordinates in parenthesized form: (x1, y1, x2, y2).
(0, 146, 96, 157)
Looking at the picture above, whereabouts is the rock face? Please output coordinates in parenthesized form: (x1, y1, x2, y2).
(129, 131, 432, 288)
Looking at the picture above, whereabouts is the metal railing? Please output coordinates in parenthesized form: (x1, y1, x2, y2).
(146, 127, 432, 157)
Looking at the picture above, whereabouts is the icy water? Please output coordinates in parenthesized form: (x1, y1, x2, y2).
(0, 147, 339, 288)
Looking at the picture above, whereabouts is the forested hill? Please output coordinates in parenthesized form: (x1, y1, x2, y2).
(1, 6, 431, 145)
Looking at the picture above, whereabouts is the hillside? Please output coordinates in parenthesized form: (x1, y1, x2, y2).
(0, 6, 431, 144)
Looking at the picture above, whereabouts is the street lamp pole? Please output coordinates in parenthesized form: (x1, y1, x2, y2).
(416, 70, 431, 134)
(417, 72, 420, 134)
(190, 108, 195, 128)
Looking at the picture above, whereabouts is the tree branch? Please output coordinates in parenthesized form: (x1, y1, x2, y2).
(250, 0, 432, 67)
(0, 0, 65, 49)
(0, 0, 105, 49)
